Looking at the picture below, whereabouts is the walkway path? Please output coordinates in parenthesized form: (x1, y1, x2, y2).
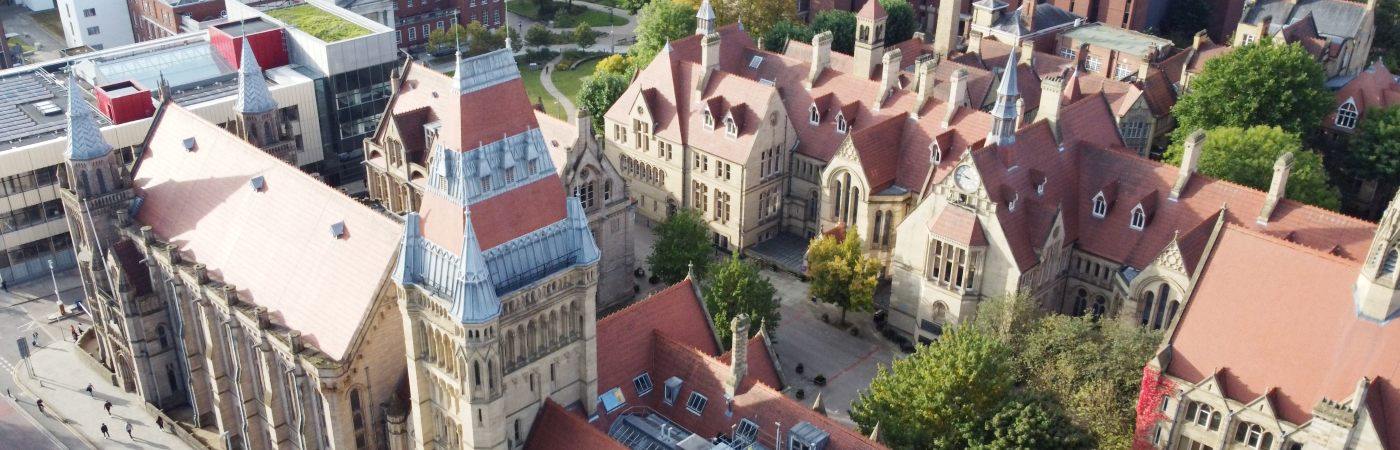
(0, 5, 67, 64)
(539, 55, 578, 118)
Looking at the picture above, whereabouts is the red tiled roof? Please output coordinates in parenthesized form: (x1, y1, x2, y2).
(718, 334, 785, 390)
(857, 0, 886, 19)
(525, 400, 627, 450)
(134, 105, 402, 360)
(928, 205, 987, 246)
(1165, 224, 1400, 445)
(1328, 60, 1400, 133)
(596, 279, 720, 392)
(417, 176, 570, 254)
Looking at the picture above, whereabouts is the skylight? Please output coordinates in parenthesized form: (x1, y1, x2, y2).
(249, 176, 266, 191)
(749, 55, 764, 69)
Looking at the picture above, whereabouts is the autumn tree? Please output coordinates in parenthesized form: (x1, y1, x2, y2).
(594, 54, 636, 76)
(1164, 125, 1341, 210)
(806, 229, 880, 324)
(646, 209, 713, 283)
(703, 255, 780, 348)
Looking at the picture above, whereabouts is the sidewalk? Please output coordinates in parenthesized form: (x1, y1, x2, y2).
(539, 55, 578, 118)
(13, 335, 194, 449)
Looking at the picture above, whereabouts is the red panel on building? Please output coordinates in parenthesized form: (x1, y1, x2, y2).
(94, 81, 155, 125)
(208, 18, 288, 70)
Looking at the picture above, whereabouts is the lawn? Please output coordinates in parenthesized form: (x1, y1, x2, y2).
(31, 10, 65, 41)
(519, 64, 566, 120)
(507, 2, 627, 28)
(551, 58, 599, 105)
(266, 4, 371, 42)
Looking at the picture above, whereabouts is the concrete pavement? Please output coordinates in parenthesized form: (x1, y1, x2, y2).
(0, 5, 67, 65)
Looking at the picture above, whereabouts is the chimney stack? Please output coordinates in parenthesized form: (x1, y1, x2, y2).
(1258, 152, 1294, 224)
(932, 0, 964, 58)
(574, 107, 593, 148)
(1170, 129, 1206, 200)
(1036, 71, 1068, 137)
(943, 68, 970, 127)
(1019, 39, 1035, 65)
(807, 31, 834, 87)
(1013, 97, 1025, 129)
(877, 49, 903, 109)
(726, 314, 750, 398)
(1193, 30, 1209, 49)
(914, 54, 939, 114)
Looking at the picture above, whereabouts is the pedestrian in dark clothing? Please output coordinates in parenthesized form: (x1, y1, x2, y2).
(31, 332, 38, 347)
(104, 400, 112, 416)
(155, 416, 164, 430)
(126, 422, 133, 439)
(35, 399, 44, 414)
(85, 383, 93, 396)
(70, 325, 78, 342)
(2, 279, 8, 291)
(100, 423, 109, 438)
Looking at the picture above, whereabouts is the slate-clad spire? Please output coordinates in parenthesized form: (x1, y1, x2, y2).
(450, 210, 501, 323)
(567, 196, 601, 263)
(696, 0, 716, 35)
(986, 27, 1021, 146)
(234, 39, 277, 114)
(64, 74, 113, 162)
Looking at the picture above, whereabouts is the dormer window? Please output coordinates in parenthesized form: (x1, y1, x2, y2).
(735, 419, 759, 443)
(836, 113, 848, 134)
(1130, 204, 1146, 230)
(662, 377, 682, 405)
(724, 115, 737, 138)
(703, 111, 715, 129)
(1092, 192, 1107, 218)
(480, 176, 492, 191)
(1336, 99, 1359, 129)
(809, 105, 820, 124)
(929, 142, 941, 164)
(1007, 192, 1019, 211)
(1036, 179, 1046, 195)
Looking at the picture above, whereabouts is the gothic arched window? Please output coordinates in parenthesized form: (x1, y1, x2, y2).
(1092, 192, 1107, 218)
(1130, 205, 1146, 230)
(1336, 99, 1359, 129)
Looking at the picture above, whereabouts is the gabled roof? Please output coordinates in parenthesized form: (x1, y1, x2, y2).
(1328, 60, 1400, 132)
(1243, 0, 1369, 40)
(525, 400, 627, 450)
(133, 105, 402, 360)
(857, 0, 886, 19)
(929, 205, 987, 246)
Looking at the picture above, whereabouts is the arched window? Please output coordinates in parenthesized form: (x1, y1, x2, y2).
(703, 111, 714, 129)
(873, 211, 884, 246)
(1091, 296, 1106, 319)
(1382, 249, 1398, 275)
(95, 168, 107, 195)
(264, 122, 275, 143)
(929, 142, 941, 164)
(156, 325, 170, 350)
(248, 122, 259, 141)
(79, 171, 90, 196)
(836, 113, 848, 133)
(473, 361, 482, 387)
(724, 116, 737, 138)
(1152, 284, 1173, 330)
(1336, 99, 1359, 129)
(1234, 422, 1271, 449)
(1092, 192, 1107, 218)
(1130, 205, 1146, 230)
(808, 105, 820, 124)
(603, 180, 613, 201)
(1140, 291, 1155, 326)
(881, 211, 894, 246)
(1161, 300, 1180, 331)
(350, 388, 367, 448)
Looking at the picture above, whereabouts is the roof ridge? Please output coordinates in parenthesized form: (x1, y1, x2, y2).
(1218, 220, 1362, 266)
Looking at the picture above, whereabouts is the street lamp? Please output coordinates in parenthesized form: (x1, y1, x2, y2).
(47, 259, 65, 316)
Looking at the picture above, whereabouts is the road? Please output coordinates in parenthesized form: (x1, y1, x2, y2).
(0, 273, 94, 450)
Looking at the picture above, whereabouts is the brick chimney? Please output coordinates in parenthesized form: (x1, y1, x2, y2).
(807, 31, 834, 87)
(1258, 152, 1293, 224)
(943, 68, 970, 127)
(1037, 70, 1068, 137)
(573, 107, 593, 152)
(1193, 30, 1209, 49)
(1170, 129, 1206, 200)
(914, 54, 939, 114)
(877, 48, 903, 109)
(726, 313, 750, 398)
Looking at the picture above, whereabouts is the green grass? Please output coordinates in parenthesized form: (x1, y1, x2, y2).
(508, 2, 627, 28)
(552, 58, 598, 104)
(267, 4, 371, 42)
(8, 37, 34, 53)
(519, 64, 566, 120)
(31, 10, 65, 41)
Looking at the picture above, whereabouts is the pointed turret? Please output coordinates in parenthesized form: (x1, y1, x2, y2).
(64, 74, 113, 162)
(986, 28, 1022, 146)
(1356, 189, 1400, 321)
(450, 210, 502, 323)
(234, 39, 277, 115)
(394, 212, 423, 285)
(696, 0, 716, 35)
(568, 196, 601, 263)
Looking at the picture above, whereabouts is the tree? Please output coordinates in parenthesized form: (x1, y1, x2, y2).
(703, 255, 781, 348)
(972, 395, 1094, 450)
(459, 21, 509, 56)
(970, 292, 1041, 347)
(1348, 106, 1400, 182)
(1372, 0, 1400, 66)
(574, 23, 599, 50)
(851, 328, 1018, 449)
(806, 229, 881, 324)
(526, 24, 555, 49)
(761, 20, 813, 52)
(630, 0, 697, 68)
(646, 209, 712, 283)
(577, 72, 630, 135)
(1156, 0, 1211, 47)
(595, 54, 636, 76)
(713, 0, 794, 39)
(879, 0, 916, 44)
(534, 0, 559, 19)
(810, 10, 857, 53)
(618, 0, 652, 13)
(1171, 40, 1331, 140)
(1164, 126, 1341, 210)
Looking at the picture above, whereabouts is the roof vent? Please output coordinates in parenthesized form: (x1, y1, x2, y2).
(249, 176, 266, 191)
(182, 137, 197, 151)
(330, 221, 346, 238)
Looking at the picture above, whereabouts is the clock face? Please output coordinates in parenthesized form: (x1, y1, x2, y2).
(954, 165, 980, 192)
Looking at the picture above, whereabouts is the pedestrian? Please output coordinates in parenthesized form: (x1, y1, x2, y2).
(100, 423, 109, 438)
(155, 416, 164, 431)
(31, 332, 38, 347)
(2, 278, 8, 291)
(126, 421, 133, 439)
(35, 399, 44, 414)
(70, 325, 78, 342)
(85, 383, 93, 397)
(104, 400, 112, 416)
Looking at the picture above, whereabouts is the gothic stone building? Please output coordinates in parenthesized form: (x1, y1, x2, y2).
(363, 54, 635, 311)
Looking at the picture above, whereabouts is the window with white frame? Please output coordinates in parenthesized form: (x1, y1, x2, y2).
(725, 115, 737, 138)
(685, 392, 708, 415)
(1336, 99, 1359, 129)
(1233, 422, 1273, 449)
(1058, 47, 1076, 59)
(1186, 401, 1222, 430)
(1181, 438, 1215, 450)
(1007, 192, 1019, 211)
(809, 105, 820, 124)
(836, 113, 848, 133)
(929, 142, 941, 164)
(1036, 178, 1046, 195)
(1243, 33, 1257, 45)
(1114, 63, 1134, 80)
(1092, 192, 1107, 218)
(633, 373, 653, 395)
(1085, 55, 1102, 72)
(703, 111, 715, 129)
(1130, 204, 1146, 230)
(734, 419, 759, 443)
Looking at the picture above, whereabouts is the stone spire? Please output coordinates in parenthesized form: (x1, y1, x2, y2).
(567, 196, 601, 263)
(811, 392, 826, 415)
(450, 210, 501, 323)
(696, 0, 716, 35)
(64, 73, 112, 162)
(234, 39, 277, 115)
(986, 28, 1022, 146)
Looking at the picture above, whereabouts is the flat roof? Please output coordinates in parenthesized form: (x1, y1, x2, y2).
(91, 41, 235, 90)
(265, 4, 371, 42)
(1062, 23, 1172, 56)
(0, 71, 91, 152)
(213, 17, 283, 37)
